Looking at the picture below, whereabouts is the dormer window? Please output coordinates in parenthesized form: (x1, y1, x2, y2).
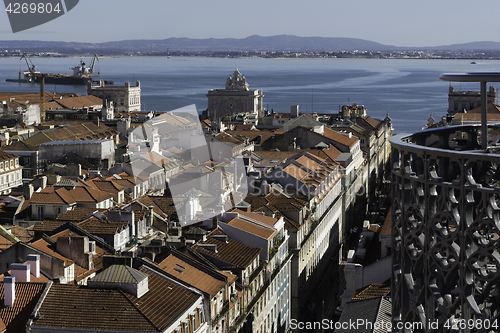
(9, 160, 13, 169)
(89, 241, 96, 254)
(0, 162, 3, 171)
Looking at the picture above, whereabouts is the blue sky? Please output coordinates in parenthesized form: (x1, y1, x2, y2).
(1, 0, 499, 47)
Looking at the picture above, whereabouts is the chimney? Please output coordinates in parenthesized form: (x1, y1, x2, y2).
(11, 263, 30, 282)
(4, 276, 15, 307)
(291, 105, 299, 118)
(24, 183, 34, 200)
(27, 254, 40, 278)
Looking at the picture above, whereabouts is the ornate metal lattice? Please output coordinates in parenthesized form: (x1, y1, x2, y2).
(391, 125, 500, 333)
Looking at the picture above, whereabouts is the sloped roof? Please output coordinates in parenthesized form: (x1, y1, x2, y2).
(138, 195, 176, 218)
(322, 128, 358, 148)
(193, 229, 261, 268)
(0, 141, 38, 152)
(352, 283, 391, 301)
(0, 151, 18, 163)
(337, 297, 392, 333)
(2, 226, 34, 243)
(52, 95, 103, 110)
(232, 209, 279, 227)
(0, 281, 46, 333)
(24, 122, 118, 146)
(30, 187, 76, 205)
(284, 114, 324, 128)
(31, 284, 157, 331)
(78, 218, 128, 235)
(29, 238, 74, 267)
(226, 217, 277, 240)
(87, 179, 124, 194)
(70, 187, 114, 203)
(157, 253, 226, 298)
(91, 265, 148, 284)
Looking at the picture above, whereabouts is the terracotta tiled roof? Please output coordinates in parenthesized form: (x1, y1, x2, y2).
(51, 95, 103, 110)
(226, 217, 277, 240)
(0, 151, 18, 163)
(0, 235, 12, 251)
(356, 115, 384, 131)
(305, 146, 343, 163)
(2, 226, 34, 243)
(0, 141, 38, 152)
(124, 267, 201, 330)
(138, 196, 177, 218)
(193, 229, 261, 268)
(214, 132, 246, 145)
(69, 187, 113, 203)
(29, 238, 74, 267)
(56, 207, 109, 222)
(0, 281, 46, 333)
(322, 128, 358, 148)
(24, 122, 118, 146)
(30, 187, 76, 205)
(31, 284, 157, 331)
(78, 218, 128, 235)
(231, 209, 278, 227)
(87, 179, 124, 194)
(352, 282, 391, 301)
(157, 253, 226, 298)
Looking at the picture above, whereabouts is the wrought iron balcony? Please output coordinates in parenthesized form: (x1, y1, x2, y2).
(391, 124, 500, 330)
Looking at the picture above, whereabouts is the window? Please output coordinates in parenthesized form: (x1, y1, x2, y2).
(198, 308, 205, 324)
(37, 206, 44, 220)
(25, 157, 30, 164)
(10, 160, 13, 169)
(191, 314, 196, 330)
(0, 162, 3, 171)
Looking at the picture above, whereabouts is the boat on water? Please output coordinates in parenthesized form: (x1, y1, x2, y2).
(6, 53, 114, 85)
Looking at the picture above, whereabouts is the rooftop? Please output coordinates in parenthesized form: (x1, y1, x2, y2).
(157, 253, 227, 298)
(193, 229, 261, 268)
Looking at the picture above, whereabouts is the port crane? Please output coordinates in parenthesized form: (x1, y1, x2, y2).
(19, 53, 39, 82)
(89, 53, 99, 74)
(20, 52, 36, 74)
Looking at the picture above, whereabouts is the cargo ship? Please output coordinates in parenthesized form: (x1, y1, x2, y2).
(6, 53, 114, 85)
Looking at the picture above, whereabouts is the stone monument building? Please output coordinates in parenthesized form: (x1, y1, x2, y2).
(447, 84, 497, 115)
(88, 81, 141, 113)
(206, 69, 264, 121)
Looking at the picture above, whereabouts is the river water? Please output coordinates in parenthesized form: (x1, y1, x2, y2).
(1, 56, 499, 133)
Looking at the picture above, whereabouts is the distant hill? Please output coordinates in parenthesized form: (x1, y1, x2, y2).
(1, 35, 500, 54)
